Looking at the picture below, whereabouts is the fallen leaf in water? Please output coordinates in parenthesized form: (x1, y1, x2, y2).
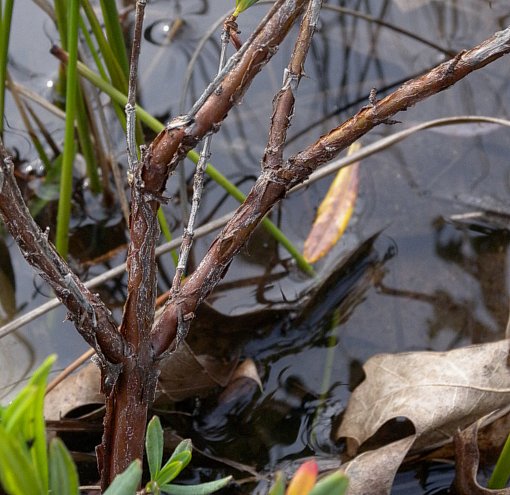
(343, 436, 416, 495)
(45, 342, 238, 419)
(44, 361, 103, 420)
(336, 340, 510, 454)
(454, 415, 510, 495)
(157, 341, 237, 402)
(303, 143, 361, 263)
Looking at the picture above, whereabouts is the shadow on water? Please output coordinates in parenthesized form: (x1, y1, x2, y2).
(2, 0, 510, 492)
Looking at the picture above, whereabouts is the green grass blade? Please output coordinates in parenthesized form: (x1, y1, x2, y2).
(55, 0, 80, 257)
(75, 87, 102, 193)
(98, 0, 130, 78)
(81, 0, 128, 91)
(49, 438, 80, 495)
(0, 0, 15, 135)
(488, 431, 510, 488)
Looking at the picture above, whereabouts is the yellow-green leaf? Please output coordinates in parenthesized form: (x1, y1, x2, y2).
(303, 142, 361, 263)
(234, 0, 260, 16)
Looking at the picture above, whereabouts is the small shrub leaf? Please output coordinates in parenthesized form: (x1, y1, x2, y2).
(268, 471, 286, 495)
(160, 476, 232, 494)
(309, 471, 349, 495)
(49, 438, 79, 495)
(155, 460, 184, 486)
(103, 460, 142, 495)
(0, 425, 44, 495)
(146, 416, 164, 479)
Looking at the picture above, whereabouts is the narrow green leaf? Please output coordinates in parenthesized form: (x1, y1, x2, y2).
(308, 471, 349, 495)
(0, 426, 45, 495)
(146, 416, 164, 479)
(0, 0, 14, 135)
(167, 440, 192, 466)
(103, 460, 143, 495)
(27, 355, 56, 492)
(2, 386, 37, 432)
(155, 460, 184, 486)
(49, 438, 79, 495)
(161, 476, 232, 495)
(488, 431, 510, 488)
(234, 0, 260, 16)
(268, 472, 285, 495)
(55, 0, 80, 257)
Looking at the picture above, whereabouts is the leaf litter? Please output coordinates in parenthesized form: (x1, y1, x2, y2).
(335, 339, 510, 493)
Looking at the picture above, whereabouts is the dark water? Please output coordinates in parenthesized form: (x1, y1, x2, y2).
(2, 0, 510, 492)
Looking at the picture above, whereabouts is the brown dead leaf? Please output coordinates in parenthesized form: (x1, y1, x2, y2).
(303, 142, 361, 263)
(45, 342, 238, 418)
(336, 340, 510, 455)
(343, 436, 416, 495)
(157, 341, 238, 402)
(44, 361, 103, 420)
(454, 415, 510, 494)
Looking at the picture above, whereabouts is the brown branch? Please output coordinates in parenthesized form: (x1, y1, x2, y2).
(139, 0, 308, 196)
(0, 141, 125, 364)
(151, 26, 510, 356)
(263, 0, 322, 170)
(98, 0, 308, 485)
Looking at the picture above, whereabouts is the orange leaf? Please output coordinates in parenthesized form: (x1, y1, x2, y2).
(303, 143, 361, 263)
(285, 460, 318, 495)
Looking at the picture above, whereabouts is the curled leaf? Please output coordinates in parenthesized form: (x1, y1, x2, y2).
(304, 142, 361, 263)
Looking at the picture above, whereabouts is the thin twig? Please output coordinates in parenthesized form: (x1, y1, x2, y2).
(125, 0, 146, 181)
(0, 140, 125, 364)
(170, 17, 234, 300)
(0, 212, 233, 338)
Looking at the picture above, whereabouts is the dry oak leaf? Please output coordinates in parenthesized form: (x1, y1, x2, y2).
(454, 414, 510, 495)
(336, 340, 510, 454)
(342, 435, 416, 495)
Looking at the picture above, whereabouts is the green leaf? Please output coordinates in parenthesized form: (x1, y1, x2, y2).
(24, 355, 56, 492)
(167, 439, 192, 463)
(268, 472, 286, 495)
(2, 386, 37, 432)
(49, 438, 79, 495)
(103, 460, 142, 495)
(233, 0, 260, 16)
(155, 460, 184, 486)
(161, 476, 232, 495)
(0, 425, 45, 495)
(308, 471, 349, 495)
(146, 416, 164, 479)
